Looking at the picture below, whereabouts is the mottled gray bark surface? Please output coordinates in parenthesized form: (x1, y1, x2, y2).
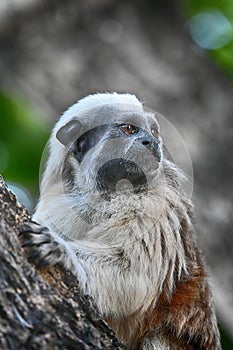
(0, 175, 125, 350)
(0, 0, 232, 337)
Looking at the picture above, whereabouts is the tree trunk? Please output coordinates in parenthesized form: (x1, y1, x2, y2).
(0, 175, 125, 350)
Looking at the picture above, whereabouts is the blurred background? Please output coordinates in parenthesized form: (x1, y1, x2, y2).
(0, 0, 232, 347)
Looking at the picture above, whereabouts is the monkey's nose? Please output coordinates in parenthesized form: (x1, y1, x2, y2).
(141, 137, 159, 148)
(139, 136, 161, 161)
(142, 139, 152, 147)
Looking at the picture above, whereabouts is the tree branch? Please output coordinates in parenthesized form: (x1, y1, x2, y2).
(0, 175, 125, 350)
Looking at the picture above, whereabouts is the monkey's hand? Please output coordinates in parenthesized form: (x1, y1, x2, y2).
(19, 221, 68, 267)
(18, 221, 87, 284)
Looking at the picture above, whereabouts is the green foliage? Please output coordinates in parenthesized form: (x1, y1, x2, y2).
(0, 91, 49, 196)
(219, 324, 233, 350)
(181, 0, 233, 77)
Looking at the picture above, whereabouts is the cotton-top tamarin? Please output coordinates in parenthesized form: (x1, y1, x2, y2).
(20, 93, 221, 350)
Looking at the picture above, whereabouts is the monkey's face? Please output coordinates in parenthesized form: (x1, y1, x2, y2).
(72, 122, 162, 195)
(57, 105, 163, 201)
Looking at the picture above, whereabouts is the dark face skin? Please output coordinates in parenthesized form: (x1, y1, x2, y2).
(71, 123, 161, 193)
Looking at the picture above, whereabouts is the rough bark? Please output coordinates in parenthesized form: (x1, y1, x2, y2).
(0, 175, 125, 350)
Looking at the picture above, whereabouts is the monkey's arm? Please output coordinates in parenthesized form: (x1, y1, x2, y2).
(19, 221, 126, 280)
(19, 221, 124, 262)
(19, 222, 139, 294)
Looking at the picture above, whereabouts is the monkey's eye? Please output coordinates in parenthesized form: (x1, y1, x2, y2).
(121, 124, 138, 135)
(151, 128, 159, 138)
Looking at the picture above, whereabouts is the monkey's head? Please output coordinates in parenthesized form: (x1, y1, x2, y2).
(45, 93, 163, 202)
(37, 92, 189, 235)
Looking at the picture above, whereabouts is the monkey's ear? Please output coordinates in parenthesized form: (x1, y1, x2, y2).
(56, 119, 82, 146)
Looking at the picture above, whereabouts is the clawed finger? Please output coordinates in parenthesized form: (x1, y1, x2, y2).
(18, 221, 49, 235)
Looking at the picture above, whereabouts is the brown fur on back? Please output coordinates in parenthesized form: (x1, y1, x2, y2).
(106, 218, 221, 350)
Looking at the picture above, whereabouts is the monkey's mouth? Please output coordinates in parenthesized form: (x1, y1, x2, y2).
(96, 158, 151, 194)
